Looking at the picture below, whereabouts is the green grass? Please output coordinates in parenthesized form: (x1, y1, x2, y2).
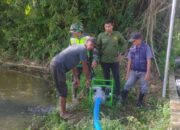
(27, 63, 170, 130)
(27, 90, 170, 130)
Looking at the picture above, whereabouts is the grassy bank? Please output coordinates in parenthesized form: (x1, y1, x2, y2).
(27, 65, 170, 130)
(27, 94, 169, 130)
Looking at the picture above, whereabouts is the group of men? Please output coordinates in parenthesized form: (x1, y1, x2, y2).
(50, 20, 153, 119)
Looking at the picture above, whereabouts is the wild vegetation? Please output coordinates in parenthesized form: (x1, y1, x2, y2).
(0, 0, 179, 129)
(0, 0, 137, 62)
(0, 0, 178, 73)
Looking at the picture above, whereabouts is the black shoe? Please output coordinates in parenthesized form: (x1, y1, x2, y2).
(115, 94, 123, 106)
(121, 90, 128, 99)
(117, 95, 122, 101)
(137, 101, 145, 108)
(137, 93, 145, 108)
(121, 90, 129, 105)
(114, 94, 122, 103)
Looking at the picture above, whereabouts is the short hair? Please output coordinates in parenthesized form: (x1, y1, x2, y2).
(104, 19, 114, 25)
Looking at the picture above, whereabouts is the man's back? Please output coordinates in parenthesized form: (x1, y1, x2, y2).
(52, 45, 87, 71)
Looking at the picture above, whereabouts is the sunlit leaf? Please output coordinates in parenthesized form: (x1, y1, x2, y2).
(25, 4, 31, 15)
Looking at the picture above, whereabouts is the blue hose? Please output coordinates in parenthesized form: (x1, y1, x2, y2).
(93, 97, 102, 130)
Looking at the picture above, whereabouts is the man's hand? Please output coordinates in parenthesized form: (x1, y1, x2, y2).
(125, 72, 129, 80)
(91, 61, 97, 68)
(115, 54, 122, 62)
(73, 77, 80, 87)
(126, 59, 131, 80)
(144, 72, 150, 81)
(145, 59, 151, 81)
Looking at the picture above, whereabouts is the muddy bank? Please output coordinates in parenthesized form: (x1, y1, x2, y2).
(0, 60, 51, 80)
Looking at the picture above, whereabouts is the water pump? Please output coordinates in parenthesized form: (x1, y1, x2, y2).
(89, 78, 114, 130)
(89, 78, 114, 107)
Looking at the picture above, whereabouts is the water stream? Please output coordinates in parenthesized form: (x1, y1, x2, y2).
(0, 67, 55, 130)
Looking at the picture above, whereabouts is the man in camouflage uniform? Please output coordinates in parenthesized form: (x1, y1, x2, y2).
(69, 23, 98, 101)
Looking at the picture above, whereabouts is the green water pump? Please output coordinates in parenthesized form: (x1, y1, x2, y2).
(89, 78, 114, 106)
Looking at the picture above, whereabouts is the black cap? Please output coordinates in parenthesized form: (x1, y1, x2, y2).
(129, 32, 142, 42)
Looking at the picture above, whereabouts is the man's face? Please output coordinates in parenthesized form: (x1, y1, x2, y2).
(104, 23, 113, 33)
(86, 41, 95, 50)
(133, 39, 141, 46)
(71, 31, 82, 37)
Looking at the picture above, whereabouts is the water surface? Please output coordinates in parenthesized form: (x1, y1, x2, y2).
(0, 67, 54, 130)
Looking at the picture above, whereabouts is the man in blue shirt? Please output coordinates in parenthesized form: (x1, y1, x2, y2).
(121, 32, 153, 107)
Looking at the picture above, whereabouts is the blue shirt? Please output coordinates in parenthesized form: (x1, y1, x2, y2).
(127, 42, 153, 71)
(127, 42, 153, 60)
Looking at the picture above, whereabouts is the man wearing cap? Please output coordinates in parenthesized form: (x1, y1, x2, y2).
(93, 19, 128, 100)
(121, 32, 153, 107)
(69, 23, 98, 101)
(69, 23, 89, 46)
(50, 38, 95, 119)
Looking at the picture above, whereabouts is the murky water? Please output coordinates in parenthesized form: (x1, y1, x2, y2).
(0, 67, 55, 130)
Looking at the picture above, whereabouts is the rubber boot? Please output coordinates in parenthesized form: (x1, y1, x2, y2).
(105, 88, 111, 100)
(72, 76, 78, 101)
(121, 90, 129, 105)
(137, 93, 145, 107)
(71, 86, 79, 107)
(72, 86, 78, 101)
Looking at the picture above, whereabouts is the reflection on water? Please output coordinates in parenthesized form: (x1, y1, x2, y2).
(0, 67, 54, 130)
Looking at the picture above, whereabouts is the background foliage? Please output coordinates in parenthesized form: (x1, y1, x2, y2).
(1, 0, 178, 129)
(1, 0, 178, 75)
(0, 0, 149, 62)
